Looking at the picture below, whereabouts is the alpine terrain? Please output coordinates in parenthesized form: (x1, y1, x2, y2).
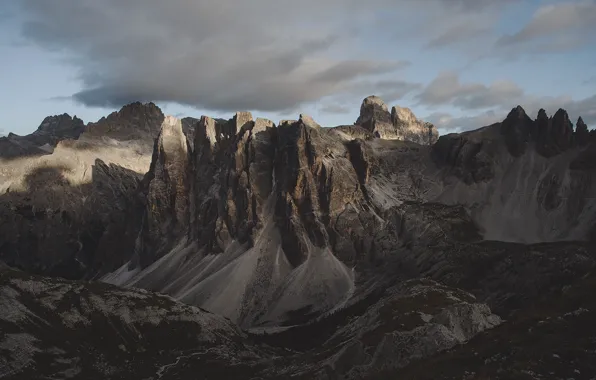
(1, 95, 596, 379)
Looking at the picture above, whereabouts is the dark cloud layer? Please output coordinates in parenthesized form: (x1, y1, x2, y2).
(12, 0, 596, 135)
(15, 0, 515, 112)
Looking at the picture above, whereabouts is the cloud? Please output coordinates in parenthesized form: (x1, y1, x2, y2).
(426, 110, 502, 133)
(425, 23, 492, 49)
(416, 71, 524, 110)
(15, 0, 517, 113)
(319, 104, 352, 114)
(497, 1, 596, 53)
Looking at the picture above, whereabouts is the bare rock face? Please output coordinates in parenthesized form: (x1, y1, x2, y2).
(83, 101, 164, 142)
(391, 106, 439, 145)
(355, 96, 439, 144)
(136, 116, 192, 267)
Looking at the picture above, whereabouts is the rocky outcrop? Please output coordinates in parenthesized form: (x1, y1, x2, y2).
(136, 116, 191, 267)
(355, 96, 439, 145)
(0, 266, 260, 380)
(32, 114, 85, 143)
(391, 106, 439, 145)
(0, 114, 85, 159)
(500, 105, 534, 157)
(534, 108, 575, 157)
(83, 101, 164, 142)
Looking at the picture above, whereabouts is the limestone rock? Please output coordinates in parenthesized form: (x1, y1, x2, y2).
(355, 96, 439, 144)
(391, 106, 439, 145)
(137, 116, 191, 267)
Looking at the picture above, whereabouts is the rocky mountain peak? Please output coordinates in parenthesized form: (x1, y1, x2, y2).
(533, 108, 574, 157)
(84, 101, 165, 141)
(507, 105, 531, 121)
(299, 113, 322, 129)
(355, 95, 393, 131)
(537, 108, 549, 121)
(501, 105, 534, 156)
(355, 95, 439, 144)
(391, 105, 417, 125)
(576, 116, 590, 146)
(35, 113, 85, 136)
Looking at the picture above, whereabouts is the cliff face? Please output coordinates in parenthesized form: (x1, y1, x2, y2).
(97, 99, 596, 331)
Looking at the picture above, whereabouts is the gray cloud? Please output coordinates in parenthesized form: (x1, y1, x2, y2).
(425, 110, 501, 133)
(15, 0, 517, 112)
(416, 71, 524, 110)
(319, 104, 352, 114)
(425, 23, 492, 49)
(496, 1, 596, 53)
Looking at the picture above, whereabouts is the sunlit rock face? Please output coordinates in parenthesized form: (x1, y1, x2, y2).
(355, 95, 439, 144)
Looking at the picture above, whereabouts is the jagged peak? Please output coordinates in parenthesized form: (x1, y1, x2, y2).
(196, 115, 219, 146)
(99, 101, 164, 122)
(253, 118, 275, 134)
(506, 105, 529, 120)
(38, 113, 84, 126)
(577, 116, 586, 126)
(552, 108, 571, 123)
(233, 111, 253, 132)
(157, 115, 188, 156)
(299, 114, 322, 129)
(391, 105, 418, 124)
(536, 108, 548, 120)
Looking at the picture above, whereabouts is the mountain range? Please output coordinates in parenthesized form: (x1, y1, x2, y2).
(1, 96, 596, 379)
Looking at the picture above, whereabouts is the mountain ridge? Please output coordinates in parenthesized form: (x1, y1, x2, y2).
(1, 95, 596, 379)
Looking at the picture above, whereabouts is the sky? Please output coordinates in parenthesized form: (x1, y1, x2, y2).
(1, 0, 595, 136)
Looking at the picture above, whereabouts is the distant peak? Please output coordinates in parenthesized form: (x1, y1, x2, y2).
(553, 108, 570, 121)
(117, 101, 163, 116)
(361, 95, 388, 112)
(537, 108, 548, 120)
(507, 105, 528, 119)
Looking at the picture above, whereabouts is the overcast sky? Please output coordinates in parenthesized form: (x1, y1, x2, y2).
(1, 0, 595, 136)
